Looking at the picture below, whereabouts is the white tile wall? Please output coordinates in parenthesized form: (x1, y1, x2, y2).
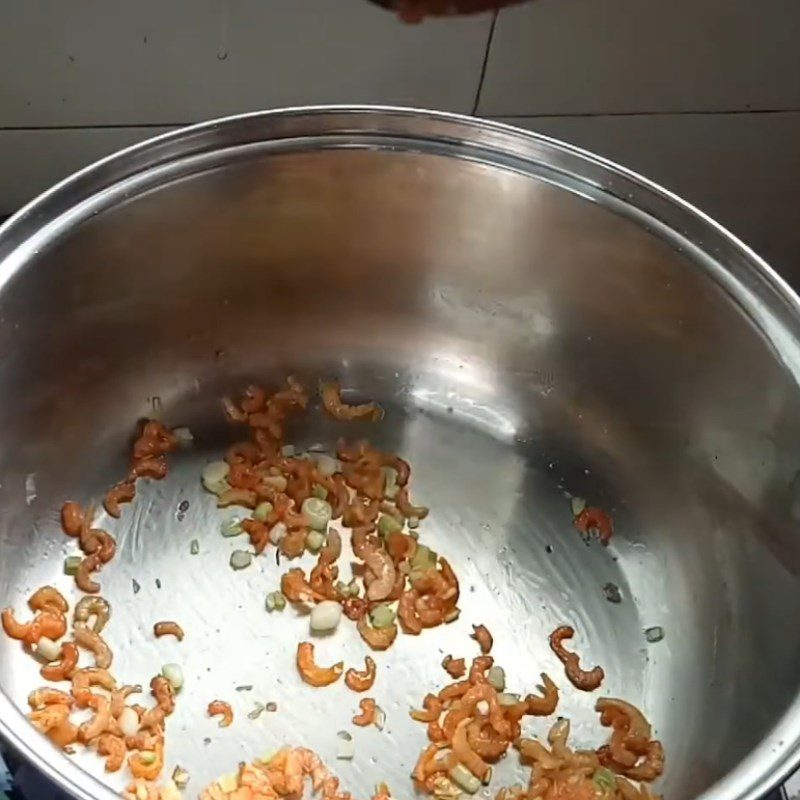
(480, 0, 800, 115)
(0, 127, 175, 214)
(0, 0, 492, 127)
(493, 112, 800, 283)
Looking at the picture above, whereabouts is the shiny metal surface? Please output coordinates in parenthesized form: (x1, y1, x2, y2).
(0, 107, 799, 800)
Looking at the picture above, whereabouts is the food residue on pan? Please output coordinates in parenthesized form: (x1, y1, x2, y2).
(0, 377, 663, 800)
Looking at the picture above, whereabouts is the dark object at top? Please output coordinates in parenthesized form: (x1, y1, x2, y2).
(367, 0, 530, 21)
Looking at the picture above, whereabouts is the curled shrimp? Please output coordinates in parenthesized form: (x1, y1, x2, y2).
(28, 687, 73, 709)
(150, 676, 175, 715)
(574, 506, 614, 546)
(410, 693, 443, 723)
(41, 641, 79, 682)
(395, 486, 429, 520)
(364, 548, 397, 602)
(29, 703, 71, 733)
(96, 733, 126, 772)
(281, 568, 320, 603)
(80, 527, 116, 563)
(398, 591, 423, 635)
(74, 622, 113, 668)
(442, 655, 466, 678)
(75, 553, 101, 594)
(79, 694, 112, 742)
(624, 740, 665, 781)
(471, 624, 493, 654)
(153, 621, 184, 641)
(352, 697, 378, 727)
(345, 655, 377, 692)
(357, 614, 398, 651)
(342, 596, 368, 621)
(217, 487, 257, 508)
(549, 625, 604, 692)
(128, 739, 164, 781)
(595, 697, 652, 744)
(281, 526, 307, 558)
(207, 699, 233, 727)
(60, 501, 86, 536)
(452, 717, 491, 783)
(48, 719, 79, 749)
(104, 481, 136, 518)
(526, 673, 559, 716)
(72, 667, 117, 706)
(320, 380, 383, 422)
(468, 719, 511, 762)
(74, 596, 111, 634)
(111, 685, 142, 717)
(319, 529, 342, 565)
(412, 741, 448, 788)
(296, 642, 343, 687)
(28, 586, 68, 615)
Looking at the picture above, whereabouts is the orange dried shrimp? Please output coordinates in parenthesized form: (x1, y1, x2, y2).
(549, 625, 605, 692)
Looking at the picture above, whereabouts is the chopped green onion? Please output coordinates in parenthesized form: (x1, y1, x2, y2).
(220, 516, 244, 537)
(305, 530, 326, 552)
(447, 764, 481, 794)
(411, 544, 437, 572)
(593, 768, 616, 792)
(266, 591, 286, 612)
(247, 702, 266, 720)
(161, 663, 184, 691)
(487, 666, 506, 692)
(63, 556, 81, 576)
(370, 604, 396, 629)
(498, 693, 521, 706)
(190, 539, 200, 555)
(230, 550, 252, 570)
(301, 497, 332, 531)
(408, 528, 419, 540)
(172, 766, 190, 789)
(311, 484, 328, 500)
(336, 730, 355, 760)
(645, 626, 665, 643)
(280, 444, 296, 457)
(139, 751, 157, 766)
(347, 579, 359, 597)
(408, 515, 420, 529)
(378, 514, 402, 538)
(254, 501, 273, 522)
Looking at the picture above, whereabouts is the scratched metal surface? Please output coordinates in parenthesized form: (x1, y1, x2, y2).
(0, 109, 800, 800)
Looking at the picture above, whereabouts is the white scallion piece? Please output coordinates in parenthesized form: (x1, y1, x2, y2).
(173, 427, 194, 446)
(310, 600, 342, 633)
(378, 514, 402, 538)
(497, 693, 521, 706)
(313, 453, 339, 477)
(408, 515, 420, 530)
(447, 764, 481, 794)
(230, 550, 252, 570)
(280, 444, 296, 457)
(262, 475, 288, 492)
(382, 467, 399, 500)
(570, 496, 587, 517)
(301, 497, 332, 531)
(35, 637, 61, 663)
(162, 663, 184, 691)
(202, 461, 230, 495)
(220, 516, 244, 537)
(475, 700, 490, 716)
(218, 773, 239, 793)
(487, 666, 506, 692)
(336, 731, 355, 760)
(118, 706, 140, 738)
(374, 706, 386, 731)
(269, 522, 287, 545)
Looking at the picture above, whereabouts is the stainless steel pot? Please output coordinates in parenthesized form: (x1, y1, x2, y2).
(0, 106, 799, 800)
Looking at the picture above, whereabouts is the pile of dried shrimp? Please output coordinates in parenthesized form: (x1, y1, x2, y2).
(1, 377, 663, 800)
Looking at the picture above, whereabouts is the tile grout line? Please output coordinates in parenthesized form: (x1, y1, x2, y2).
(471, 11, 498, 116)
